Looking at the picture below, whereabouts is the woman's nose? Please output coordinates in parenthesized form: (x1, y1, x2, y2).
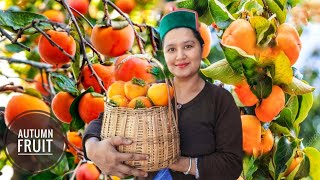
(176, 49, 186, 60)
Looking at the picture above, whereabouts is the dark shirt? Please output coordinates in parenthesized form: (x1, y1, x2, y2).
(83, 81, 243, 180)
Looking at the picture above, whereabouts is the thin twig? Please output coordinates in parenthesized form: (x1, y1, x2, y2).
(33, 24, 75, 61)
(0, 27, 30, 51)
(58, 0, 108, 94)
(84, 41, 103, 63)
(148, 26, 158, 56)
(107, 0, 146, 54)
(0, 82, 24, 93)
(69, 6, 94, 28)
(0, 56, 53, 69)
(102, 0, 112, 26)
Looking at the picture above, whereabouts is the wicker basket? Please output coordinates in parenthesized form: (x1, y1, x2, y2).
(100, 54, 180, 172)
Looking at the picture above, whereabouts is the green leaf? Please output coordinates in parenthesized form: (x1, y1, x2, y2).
(288, 0, 301, 7)
(286, 95, 299, 121)
(227, 0, 241, 14)
(270, 123, 291, 136)
(198, 8, 214, 25)
(274, 0, 287, 10)
(265, 0, 286, 24)
(195, 0, 209, 16)
(243, 155, 258, 180)
(71, 43, 82, 81)
(208, 0, 236, 29)
(200, 59, 244, 85)
(28, 171, 58, 180)
(50, 155, 69, 176)
(243, 0, 264, 15)
(281, 77, 315, 95)
(249, 16, 270, 45)
(274, 136, 297, 180)
(304, 147, 320, 180)
(294, 92, 313, 134)
(250, 74, 273, 99)
(5, 43, 25, 53)
(69, 87, 95, 131)
(50, 72, 79, 96)
(0, 10, 48, 33)
(24, 88, 43, 99)
(275, 108, 293, 130)
(176, 0, 196, 10)
(220, 43, 257, 75)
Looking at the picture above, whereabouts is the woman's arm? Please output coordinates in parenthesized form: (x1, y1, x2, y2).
(82, 113, 148, 178)
(197, 90, 243, 179)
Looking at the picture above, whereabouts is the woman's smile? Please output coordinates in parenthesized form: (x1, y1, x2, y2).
(176, 62, 190, 68)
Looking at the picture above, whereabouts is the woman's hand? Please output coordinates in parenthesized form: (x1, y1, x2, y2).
(169, 156, 196, 176)
(85, 136, 148, 178)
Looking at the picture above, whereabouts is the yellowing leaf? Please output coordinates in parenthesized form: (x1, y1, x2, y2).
(304, 147, 320, 180)
(271, 51, 293, 85)
(249, 16, 270, 44)
(200, 59, 244, 85)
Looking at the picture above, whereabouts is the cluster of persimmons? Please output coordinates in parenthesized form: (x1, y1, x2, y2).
(221, 18, 302, 176)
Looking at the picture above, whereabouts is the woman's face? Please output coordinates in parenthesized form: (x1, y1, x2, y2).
(163, 28, 202, 80)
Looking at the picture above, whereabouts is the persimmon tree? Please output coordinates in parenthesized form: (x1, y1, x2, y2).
(0, 0, 319, 179)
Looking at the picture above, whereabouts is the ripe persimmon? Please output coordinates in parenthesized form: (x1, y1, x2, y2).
(147, 83, 173, 106)
(115, 0, 136, 14)
(234, 81, 259, 106)
(52, 92, 75, 124)
(275, 23, 301, 65)
(91, 24, 134, 57)
(76, 163, 100, 180)
(114, 54, 156, 83)
(67, 0, 89, 16)
(66, 131, 82, 156)
(221, 19, 257, 55)
(128, 96, 152, 109)
(43, 10, 65, 23)
(4, 94, 50, 126)
(78, 93, 104, 123)
(81, 64, 115, 93)
(34, 73, 49, 96)
(255, 85, 285, 122)
(107, 81, 126, 99)
(199, 22, 211, 58)
(124, 78, 148, 100)
(108, 95, 129, 107)
(241, 115, 274, 157)
(38, 30, 76, 67)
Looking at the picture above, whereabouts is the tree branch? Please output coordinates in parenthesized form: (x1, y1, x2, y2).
(0, 27, 31, 51)
(0, 82, 24, 93)
(107, 0, 146, 54)
(0, 56, 53, 69)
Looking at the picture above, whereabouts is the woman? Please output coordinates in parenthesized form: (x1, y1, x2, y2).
(83, 9, 243, 180)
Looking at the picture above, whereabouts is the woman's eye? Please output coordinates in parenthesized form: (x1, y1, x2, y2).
(185, 45, 193, 49)
(167, 48, 175, 52)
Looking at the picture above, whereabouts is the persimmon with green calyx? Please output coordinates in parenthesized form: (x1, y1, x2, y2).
(128, 96, 152, 109)
(124, 78, 148, 100)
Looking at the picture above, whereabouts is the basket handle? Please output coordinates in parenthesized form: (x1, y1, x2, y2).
(117, 54, 179, 129)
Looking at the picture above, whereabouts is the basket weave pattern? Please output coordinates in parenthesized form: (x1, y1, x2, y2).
(101, 103, 180, 171)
